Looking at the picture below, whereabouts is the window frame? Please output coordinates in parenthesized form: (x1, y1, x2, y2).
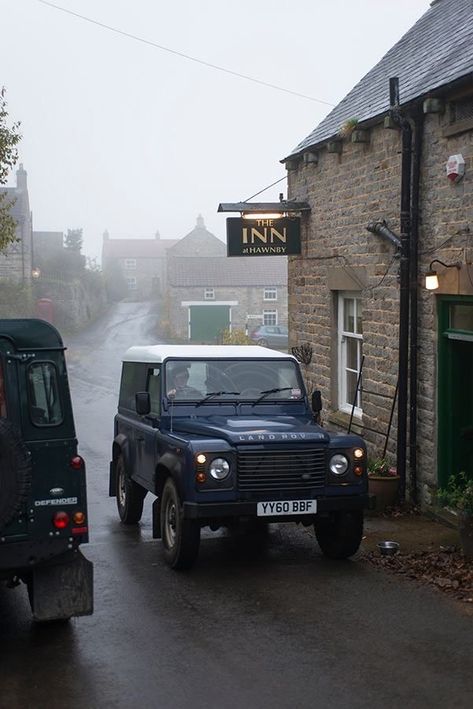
(263, 309, 278, 326)
(126, 277, 137, 290)
(337, 292, 363, 416)
(27, 360, 64, 427)
(204, 288, 215, 300)
(263, 287, 277, 301)
(146, 366, 162, 416)
(124, 258, 137, 270)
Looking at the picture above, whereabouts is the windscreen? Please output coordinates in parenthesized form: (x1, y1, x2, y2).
(165, 358, 304, 402)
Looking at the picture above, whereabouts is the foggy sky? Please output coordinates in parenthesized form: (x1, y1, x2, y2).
(2, 0, 429, 262)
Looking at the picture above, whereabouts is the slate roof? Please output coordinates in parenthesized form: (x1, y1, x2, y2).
(167, 255, 287, 287)
(286, 0, 473, 158)
(167, 216, 226, 257)
(102, 237, 178, 259)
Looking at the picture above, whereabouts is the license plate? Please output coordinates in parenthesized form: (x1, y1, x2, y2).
(257, 499, 317, 517)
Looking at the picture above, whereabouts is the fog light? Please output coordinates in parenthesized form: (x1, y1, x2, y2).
(196, 454, 207, 464)
(353, 448, 364, 459)
(53, 511, 70, 529)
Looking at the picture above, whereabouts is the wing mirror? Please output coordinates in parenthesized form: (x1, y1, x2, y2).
(311, 390, 322, 418)
(135, 392, 151, 416)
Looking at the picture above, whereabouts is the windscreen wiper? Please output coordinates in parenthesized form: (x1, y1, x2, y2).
(252, 387, 294, 405)
(196, 391, 240, 407)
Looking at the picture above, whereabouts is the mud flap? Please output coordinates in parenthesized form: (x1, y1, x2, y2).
(109, 460, 116, 497)
(152, 497, 161, 539)
(29, 551, 94, 622)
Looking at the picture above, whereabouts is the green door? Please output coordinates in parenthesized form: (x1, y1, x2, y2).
(438, 297, 473, 486)
(189, 305, 230, 343)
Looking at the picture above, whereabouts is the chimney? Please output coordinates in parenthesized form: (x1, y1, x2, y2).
(16, 164, 27, 192)
(196, 214, 205, 229)
(103, 229, 110, 240)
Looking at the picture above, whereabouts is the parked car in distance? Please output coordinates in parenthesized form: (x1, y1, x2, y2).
(249, 324, 288, 349)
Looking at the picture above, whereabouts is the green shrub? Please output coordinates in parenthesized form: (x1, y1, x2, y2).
(437, 472, 473, 515)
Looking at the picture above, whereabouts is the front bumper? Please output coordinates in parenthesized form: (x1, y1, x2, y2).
(183, 494, 372, 520)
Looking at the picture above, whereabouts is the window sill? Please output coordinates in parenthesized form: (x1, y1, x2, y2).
(328, 409, 364, 434)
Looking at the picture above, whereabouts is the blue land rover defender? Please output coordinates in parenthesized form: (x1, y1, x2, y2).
(0, 319, 93, 621)
(110, 345, 368, 569)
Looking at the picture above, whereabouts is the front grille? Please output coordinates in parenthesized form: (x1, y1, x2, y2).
(237, 447, 326, 493)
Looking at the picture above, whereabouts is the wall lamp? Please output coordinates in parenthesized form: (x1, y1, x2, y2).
(424, 259, 461, 290)
(366, 220, 401, 249)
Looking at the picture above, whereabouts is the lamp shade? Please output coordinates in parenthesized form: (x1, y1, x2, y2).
(425, 271, 439, 290)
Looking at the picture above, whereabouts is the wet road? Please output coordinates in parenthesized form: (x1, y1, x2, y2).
(1, 302, 472, 709)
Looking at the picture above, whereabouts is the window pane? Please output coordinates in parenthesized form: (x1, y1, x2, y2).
(450, 304, 473, 332)
(344, 299, 355, 333)
(147, 368, 161, 415)
(28, 363, 63, 425)
(263, 310, 277, 326)
(346, 370, 358, 407)
(346, 337, 358, 370)
(356, 300, 363, 334)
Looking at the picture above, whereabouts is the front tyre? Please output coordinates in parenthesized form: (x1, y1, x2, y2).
(116, 454, 146, 524)
(315, 510, 363, 560)
(160, 478, 200, 570)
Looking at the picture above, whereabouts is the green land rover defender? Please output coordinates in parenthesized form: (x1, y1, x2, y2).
(0, 319, 93, 621)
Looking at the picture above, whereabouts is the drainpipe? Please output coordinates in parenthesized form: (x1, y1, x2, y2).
(409, 107, 424, 505)
(389, 77, 412, 502)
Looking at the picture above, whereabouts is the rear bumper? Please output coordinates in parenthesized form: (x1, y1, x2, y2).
(183, 494, 372, 520)
(0, 537, 84, 574)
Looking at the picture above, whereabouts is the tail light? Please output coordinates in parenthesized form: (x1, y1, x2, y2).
(53, 511, 70, 529)
(70, 456, 84, 470)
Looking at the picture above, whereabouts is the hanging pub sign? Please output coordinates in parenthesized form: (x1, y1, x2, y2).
(226, 217, 301, 257)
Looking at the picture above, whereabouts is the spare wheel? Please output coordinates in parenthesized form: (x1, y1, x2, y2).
(0, 418, 32, 532)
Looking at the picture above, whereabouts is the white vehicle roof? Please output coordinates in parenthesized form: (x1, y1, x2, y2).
(122, 344, 296, 364)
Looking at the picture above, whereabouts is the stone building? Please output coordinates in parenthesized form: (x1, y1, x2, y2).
(0, 164, 33, 284)
(101, 230, 178, 300)
(166, 216, 287, 341)
(282, 0, 473, 505)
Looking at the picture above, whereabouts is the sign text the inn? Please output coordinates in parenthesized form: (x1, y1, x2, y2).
(226, 217, 301, 257)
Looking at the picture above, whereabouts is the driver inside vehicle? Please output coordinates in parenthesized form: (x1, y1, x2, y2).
(166, 363, 202, 400)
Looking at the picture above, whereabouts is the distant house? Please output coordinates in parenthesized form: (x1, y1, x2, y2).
(166, 216, 288, 341)
(282, 0, 473, 506)
(32, 231, 64, 258)
(0, 164, 33, 284)
(101, 230, 178, 299)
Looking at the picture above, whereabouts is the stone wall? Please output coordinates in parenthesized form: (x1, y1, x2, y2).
(287, 99, 473, 502)
(167, 284, 288, 340)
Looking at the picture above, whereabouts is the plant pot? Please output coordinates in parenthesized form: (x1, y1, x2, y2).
(458, 511, 473, 560)
(368, 475, 400, 513)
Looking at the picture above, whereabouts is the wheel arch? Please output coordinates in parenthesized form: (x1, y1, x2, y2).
(109, 434, 130, 497)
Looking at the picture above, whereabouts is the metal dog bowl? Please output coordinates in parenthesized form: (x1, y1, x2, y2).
(377, 540, 400, 556)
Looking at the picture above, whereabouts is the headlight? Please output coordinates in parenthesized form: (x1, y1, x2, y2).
(329, 454, 349, 476)
(209, 457, 230, 480)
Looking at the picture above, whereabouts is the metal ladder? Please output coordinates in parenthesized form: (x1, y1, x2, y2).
(347, 355, 398, 458)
